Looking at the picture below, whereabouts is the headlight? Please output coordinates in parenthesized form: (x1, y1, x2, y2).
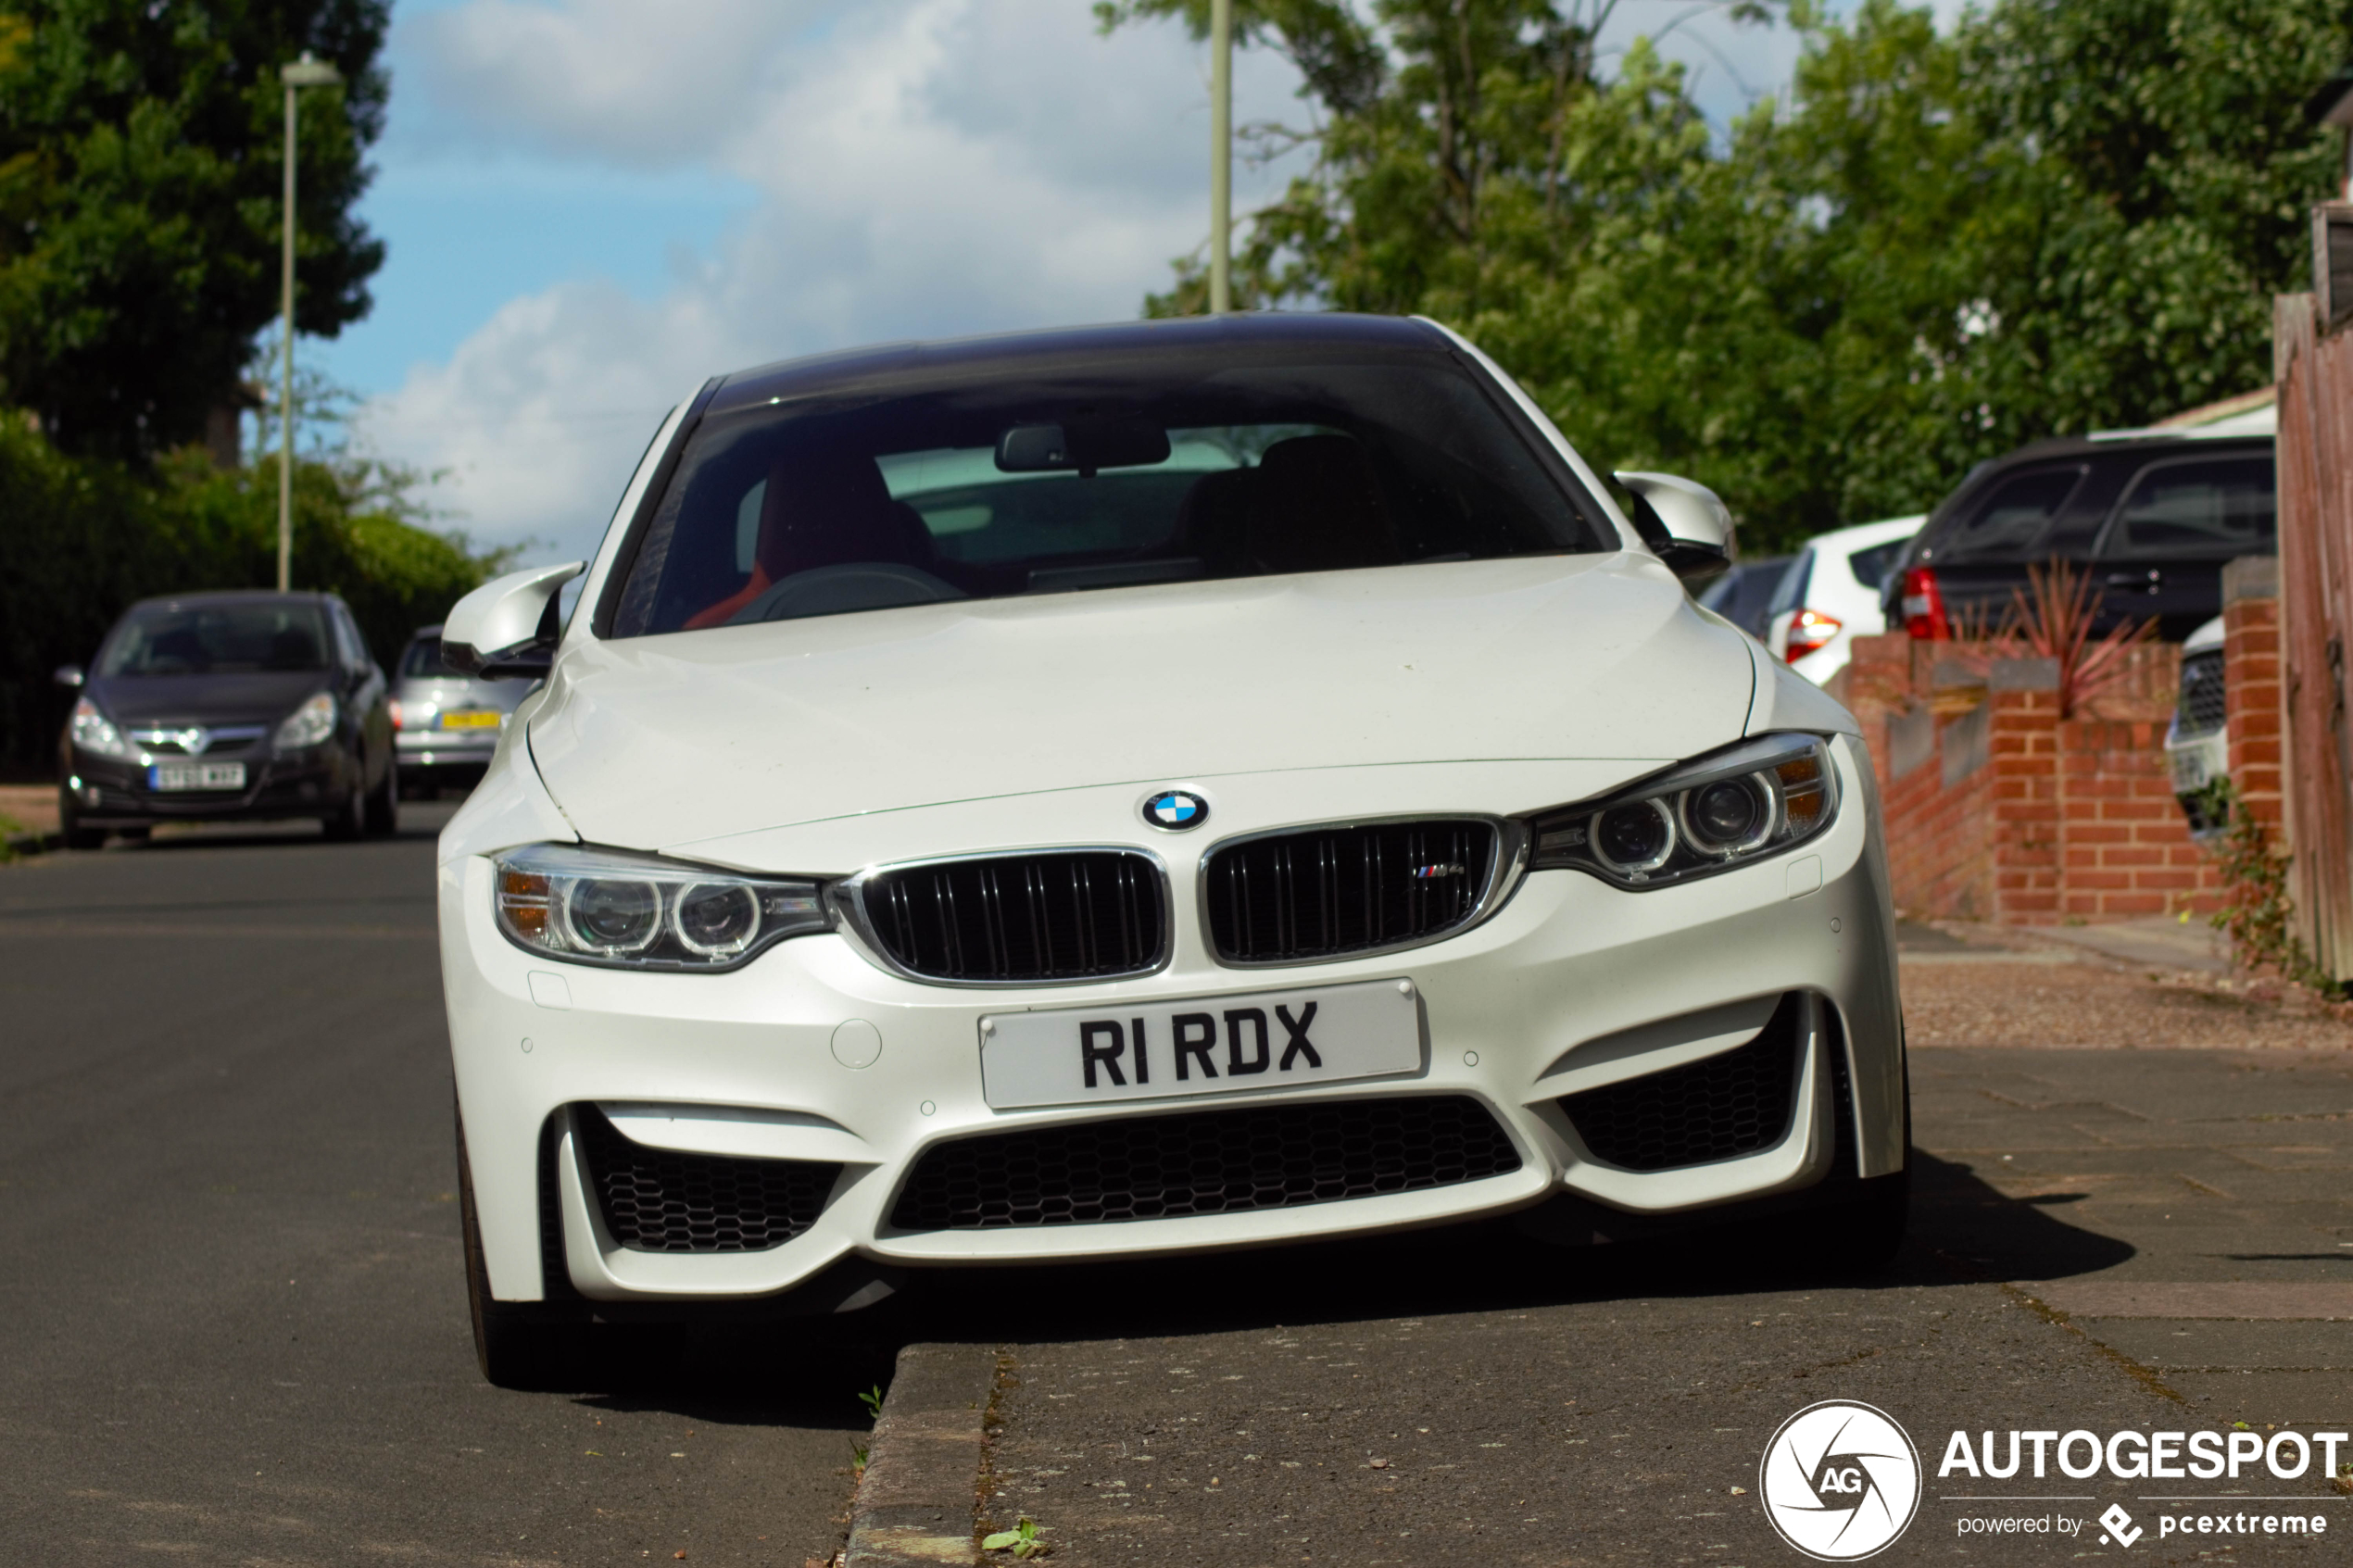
(275, 691, 337, 751)
(491, 843, 831, 971)
(69, 697, 136, 759)
(1526, 733, 1840, 889)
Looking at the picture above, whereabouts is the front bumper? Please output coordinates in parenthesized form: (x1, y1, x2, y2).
(442, 737, 1904, 1305)
(397, 730, 498, 777)
(63, 747, 353, 824)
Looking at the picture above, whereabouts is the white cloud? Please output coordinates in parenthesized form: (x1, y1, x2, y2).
(364, 0, 1916, 561)
(363, 0, 1310, 562)
(409, 0, 831, 168)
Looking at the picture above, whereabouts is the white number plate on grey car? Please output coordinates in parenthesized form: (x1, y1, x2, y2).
(148, 761, 245, 791)
(979, 978, 1423, 1110)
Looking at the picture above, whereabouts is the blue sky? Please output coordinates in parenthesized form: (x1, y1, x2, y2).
(322, 1, 1854, 566)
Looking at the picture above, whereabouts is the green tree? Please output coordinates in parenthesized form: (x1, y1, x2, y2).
(1105, 0, 2350, 552)
(0, 0, 389, 461)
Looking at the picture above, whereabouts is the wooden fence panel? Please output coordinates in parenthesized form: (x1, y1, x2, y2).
(2275, 293, 2353, 978)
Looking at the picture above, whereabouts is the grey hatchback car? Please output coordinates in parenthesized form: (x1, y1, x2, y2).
(391, 625, 524, 797)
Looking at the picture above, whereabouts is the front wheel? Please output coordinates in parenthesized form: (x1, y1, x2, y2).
(321, 772, 365, 841)
(459, 1113, 586, 1390)
(363, 757, 398, 836)
(57, 786, 104, 850)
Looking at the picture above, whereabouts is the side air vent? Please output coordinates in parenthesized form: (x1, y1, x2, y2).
(1558, 992, 1806, 1172)
(575, 1107, 837, 1252)
(847, 850, 1167, 985)
(1204, 819, 1503, 965)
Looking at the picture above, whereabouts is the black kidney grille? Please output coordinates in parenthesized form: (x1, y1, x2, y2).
(889, 1094, 1520, 1231)
(1206, 820, 1497, 963)
(1559, 993, 1805, 1172)
(576, 1107, 837, 1253)
(861, 851, 1165, 982)
(2175, 648, 2226, 736)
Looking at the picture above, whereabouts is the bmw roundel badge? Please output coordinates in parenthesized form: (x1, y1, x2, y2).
(1143, 789, 1209, 832)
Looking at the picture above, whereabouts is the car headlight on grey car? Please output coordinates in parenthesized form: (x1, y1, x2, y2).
(1527, 733, 1839, 888)
(492, 843, 831, 971)
(274, 691, 337, 751)
(69, 697, 137, 760)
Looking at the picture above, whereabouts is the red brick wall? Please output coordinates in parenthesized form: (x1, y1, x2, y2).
(1834, 633, 2223, 923)
(2224, 586, 2283, 834)
(1992, 685, 2064, 922)
(2057, 716, 2222, 920)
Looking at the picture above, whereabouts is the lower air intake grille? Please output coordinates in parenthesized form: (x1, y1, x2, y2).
(576, 1107, 837, 1253)
(889, 1094, 1520, 1231)
(1205, 819, 1499, 963)
(2175, 648, 2226, 736)
(856, 850, 1166, 983)
(1559, 993, 1804, 1172)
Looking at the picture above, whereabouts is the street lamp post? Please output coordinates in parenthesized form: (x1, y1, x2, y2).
(278, 51, 342, 594)
(1209, 0, 1231, 314)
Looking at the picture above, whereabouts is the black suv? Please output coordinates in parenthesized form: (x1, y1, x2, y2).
(1880, 433, 2273, 642)
(54, 591, 397, 847)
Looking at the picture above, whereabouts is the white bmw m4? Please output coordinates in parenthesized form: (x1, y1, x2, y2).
(435, 313, 1907, 1385)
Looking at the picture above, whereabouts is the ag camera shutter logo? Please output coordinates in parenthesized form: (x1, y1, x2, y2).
(1759, 1400, 1922, 1561)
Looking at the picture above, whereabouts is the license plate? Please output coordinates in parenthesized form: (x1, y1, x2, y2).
(980, 978, 1423, 1110)
(148, 761, 245, 792)
(440, 710, 501, 730)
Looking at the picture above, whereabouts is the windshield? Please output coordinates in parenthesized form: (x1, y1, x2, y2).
(609, 349, 1605, 637)
(399, 635, 453, 679)
(98, 604, 329, 676)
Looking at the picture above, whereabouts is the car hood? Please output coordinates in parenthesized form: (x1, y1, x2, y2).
(89, 671, 329, 727)
(527, 554, 1758, 851)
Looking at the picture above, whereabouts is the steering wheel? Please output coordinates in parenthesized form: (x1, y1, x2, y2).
(729, 562, 968, 625)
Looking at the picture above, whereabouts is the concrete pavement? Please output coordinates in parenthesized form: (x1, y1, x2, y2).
(932, 975, 2353, 1564)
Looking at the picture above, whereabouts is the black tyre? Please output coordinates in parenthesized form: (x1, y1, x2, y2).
(57, 787, 104, 850)
(1814, 1053, 1913, 1273)
(363, 757, 398, 836)
(321, 775, 365, 841)
(458, 1113, 587, 1390)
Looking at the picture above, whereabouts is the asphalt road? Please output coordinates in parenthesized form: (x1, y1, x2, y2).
(0, 812, 887, 1567)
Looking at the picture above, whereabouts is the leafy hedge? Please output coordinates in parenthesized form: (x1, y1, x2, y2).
(0, 419, 504, 772)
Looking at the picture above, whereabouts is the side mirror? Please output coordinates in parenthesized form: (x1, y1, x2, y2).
(1614, 471, 1734, 586)
(53, 664, 84, 690)
(443, 561, 585, 680)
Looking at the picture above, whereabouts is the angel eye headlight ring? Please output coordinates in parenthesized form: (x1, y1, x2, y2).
(1526, 734, 1840, 891)
(492, 844, 831, 971)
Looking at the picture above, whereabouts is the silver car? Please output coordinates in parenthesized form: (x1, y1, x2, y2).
(391, 624, 524, 797)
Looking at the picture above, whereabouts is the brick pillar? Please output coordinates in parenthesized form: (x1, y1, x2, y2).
(2058, 716, 2224, 919)
(1835, 633, 1915, 789)
(2222, 555, 2282, 834)
(1988, 658, 2061, 922)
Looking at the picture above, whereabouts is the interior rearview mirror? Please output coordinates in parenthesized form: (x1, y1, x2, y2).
(1614, 471, 1734, 586)
(996, 417, 1171, 476)
(443, 561, 585, 680)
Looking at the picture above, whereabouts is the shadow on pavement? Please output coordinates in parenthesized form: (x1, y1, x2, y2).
(524, 1148, 2135, 1421)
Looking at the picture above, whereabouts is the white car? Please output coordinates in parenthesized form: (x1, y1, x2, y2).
(434, 315, 1909, 1386)
(2164, 614, 2229, 836)
(1765, 515, 1927, 683)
